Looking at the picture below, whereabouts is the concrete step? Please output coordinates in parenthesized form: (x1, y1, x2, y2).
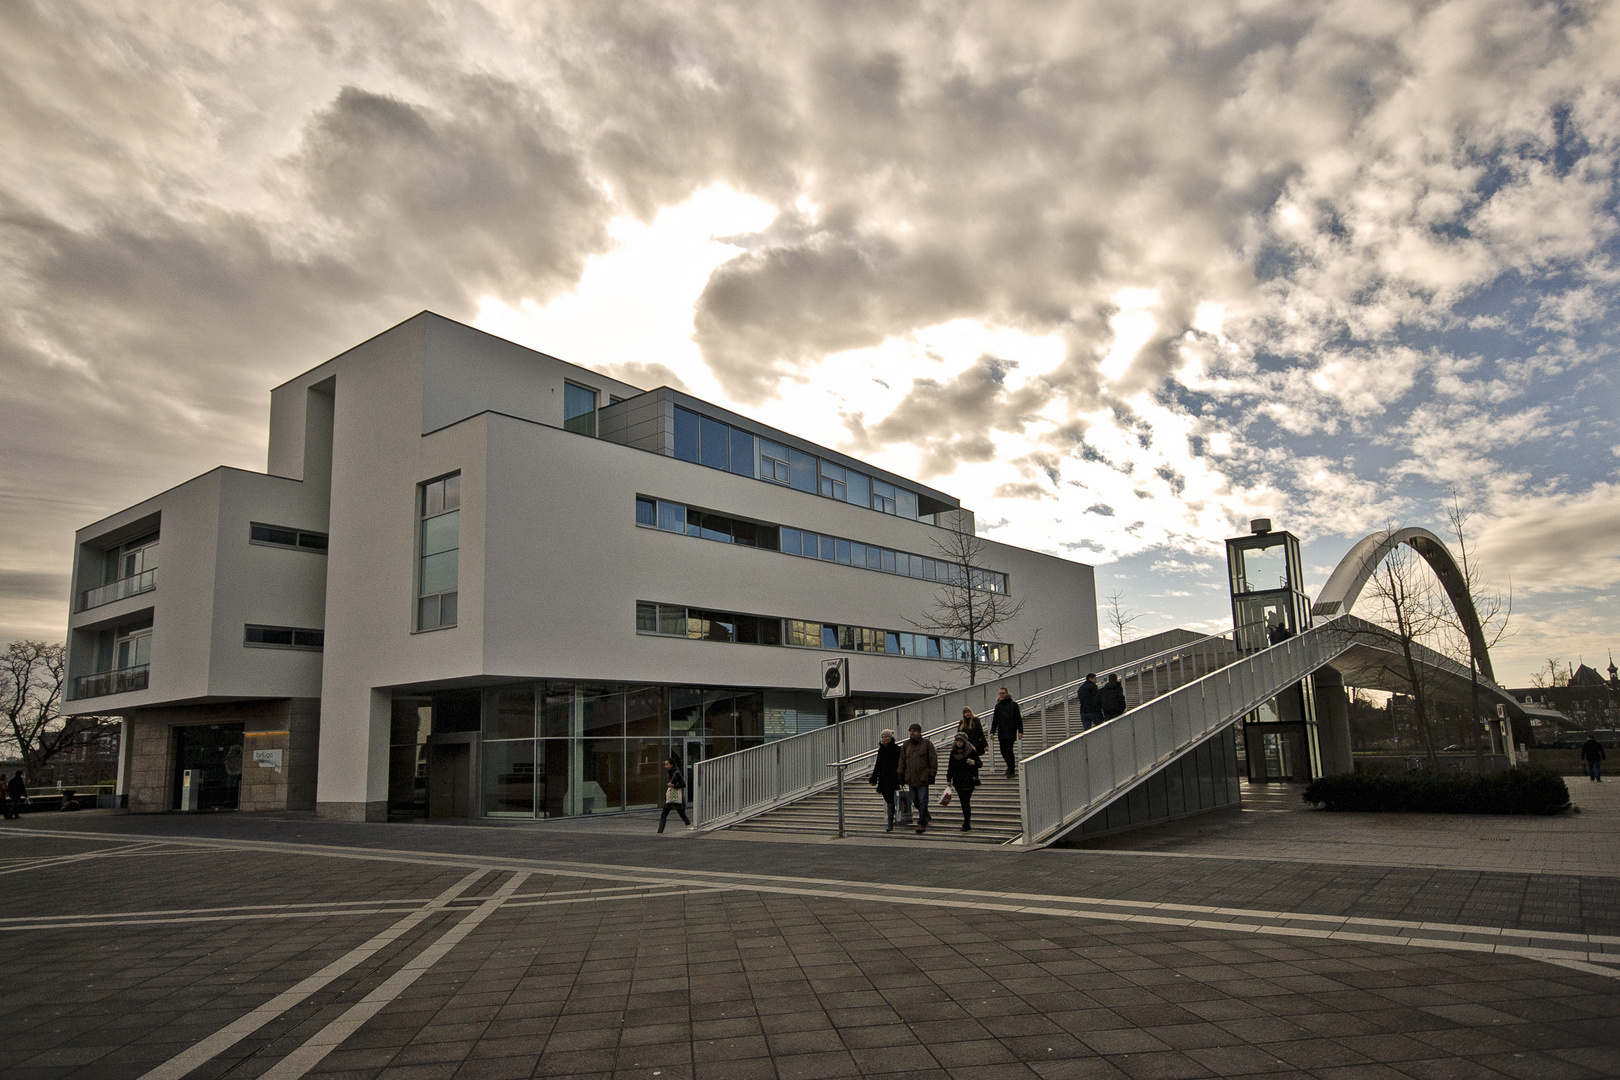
(730, 772, 1026, 843)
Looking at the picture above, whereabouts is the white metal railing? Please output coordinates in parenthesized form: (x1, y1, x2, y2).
(80, 569, 156, 611)
(1018, 620, 1357, 845)
(691, 626, 1215, 830)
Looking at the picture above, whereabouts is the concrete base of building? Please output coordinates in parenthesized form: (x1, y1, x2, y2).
(316, 800, 388, 822)
(120, 698, 319, 813)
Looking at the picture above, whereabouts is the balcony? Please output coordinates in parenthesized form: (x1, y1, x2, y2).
(80, 569, 156, 611)
(74, 664, 149, 699)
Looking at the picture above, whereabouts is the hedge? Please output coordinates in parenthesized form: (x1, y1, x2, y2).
(1302, 765, 1570, 815)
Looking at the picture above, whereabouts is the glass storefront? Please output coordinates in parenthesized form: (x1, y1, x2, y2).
(387, 680, 891, 821)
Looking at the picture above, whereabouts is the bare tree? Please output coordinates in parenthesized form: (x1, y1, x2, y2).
(908, 523, 1041, 691)
(1440, 493, 1512, 765)
(1102, 590, 1141, 646)
(1, 641, 118, 785)
(1344, 536, 1452, 768)
(1529, 658, 1569, 689)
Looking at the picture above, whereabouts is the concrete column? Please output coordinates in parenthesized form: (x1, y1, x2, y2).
(1313, 666, 1354, 777)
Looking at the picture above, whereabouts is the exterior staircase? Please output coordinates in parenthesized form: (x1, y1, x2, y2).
(729, 762, 1025, 844)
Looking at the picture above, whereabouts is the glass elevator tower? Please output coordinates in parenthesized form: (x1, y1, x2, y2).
(1226, 519, 1320, 782)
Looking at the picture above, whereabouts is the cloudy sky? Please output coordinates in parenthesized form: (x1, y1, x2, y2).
(3, 0, 1617, 685)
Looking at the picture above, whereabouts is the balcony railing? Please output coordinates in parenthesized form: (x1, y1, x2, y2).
(74, 664, 149, 699)
(80, 569, 156, 611)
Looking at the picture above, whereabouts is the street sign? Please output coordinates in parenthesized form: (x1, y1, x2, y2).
(821, 657, 849, 699)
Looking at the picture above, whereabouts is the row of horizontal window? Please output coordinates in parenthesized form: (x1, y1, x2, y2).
(250, 523, 328, 551)
(244, 624, 324, 649)
(634, 497, 1009, 594)
(636, 602, 1012, 665)
(672, 405, 930, 520)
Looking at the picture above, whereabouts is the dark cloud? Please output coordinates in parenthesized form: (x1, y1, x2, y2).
(0, 570, 69, 605)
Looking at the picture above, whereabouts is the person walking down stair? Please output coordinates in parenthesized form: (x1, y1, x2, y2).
(869, 729, 903, 830)
(1099, 673, 1127, 723)
(958, 708, 988, 755)
(899, 723, 938, 833)
(946, 732, 982, 831)
(657, 756, 689, 832)
(990, 687, 1023, 778)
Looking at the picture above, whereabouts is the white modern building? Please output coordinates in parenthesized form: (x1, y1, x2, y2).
(63, 313, 1098, 821)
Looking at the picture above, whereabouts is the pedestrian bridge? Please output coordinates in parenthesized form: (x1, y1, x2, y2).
(690, 528, 1529, 846)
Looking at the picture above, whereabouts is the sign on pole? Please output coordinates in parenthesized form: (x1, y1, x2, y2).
(821, 657, 849, 699)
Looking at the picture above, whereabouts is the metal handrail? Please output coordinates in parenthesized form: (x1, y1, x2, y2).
(690, 625, 1237, 831)
(79, 568, 157, 611)
(1016, 620, 1357, 845)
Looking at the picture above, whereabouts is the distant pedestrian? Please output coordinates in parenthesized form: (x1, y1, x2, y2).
(6, 770, 25, 820)
(958, 708, 988, 755)
(657, 756, 689, 832)
(946, 733, 981, 832)
(1099, 673, 1127, 722)
(899, 723, 938, 833)
(990, 687, 1023, 778)
(869, 729, 903, 831)
(1581, 735, 1606, 782)
(1077, 673, 1103, 731)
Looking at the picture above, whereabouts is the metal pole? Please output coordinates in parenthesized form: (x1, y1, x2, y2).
(836, 722, 845, 838)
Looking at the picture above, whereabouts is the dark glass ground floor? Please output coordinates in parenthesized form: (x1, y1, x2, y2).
(387, 681, 911, 820)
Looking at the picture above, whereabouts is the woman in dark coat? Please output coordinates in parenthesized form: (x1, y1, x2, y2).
(657, 756, 689, 832)
(958, 708, 988, 755)
(868, 729, 902, 831)
(946, 733, 982, 832)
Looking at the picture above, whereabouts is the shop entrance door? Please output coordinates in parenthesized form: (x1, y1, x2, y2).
(428, 742, 472, 818)
(171, 724, 244, 810)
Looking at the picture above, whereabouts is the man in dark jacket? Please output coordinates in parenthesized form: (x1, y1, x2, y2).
(898, 724, 938, 833)
(1581, 735, 1606, 782)
(990, 687, 1023, 778)
(1099, 673, 1127, 721)
(6, 770, 26, 820)
(1077, 673, 1103, 731)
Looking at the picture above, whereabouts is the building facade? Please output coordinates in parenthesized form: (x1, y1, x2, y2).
(63, 313, 1098, 821)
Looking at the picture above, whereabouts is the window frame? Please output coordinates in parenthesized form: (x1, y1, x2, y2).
(416, 473, 461, 632)
(562, 382, 599, 437)
(244, 624, 326, 651)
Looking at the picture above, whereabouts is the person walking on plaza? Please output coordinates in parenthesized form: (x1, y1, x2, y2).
(1077, 673, 1103, 731)
(946, 732, 982, 831)
(657, 756, 690, 832)
(990, 687, 1022, 778)
(869, 728, 903, 831)
(958, 707, 988, 756)
(899, 723, 938, 833)
(6, 770, 25, 820)
(1099, 673, 1127, 722)
(1581, 734, 1606, 782)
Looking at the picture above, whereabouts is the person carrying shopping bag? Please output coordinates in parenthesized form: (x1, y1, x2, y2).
(869, 729, 903, 831)
(657, 756, 690, 832)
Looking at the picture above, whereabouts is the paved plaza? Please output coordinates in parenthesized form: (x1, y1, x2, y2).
(2, 798, 1619, 1080)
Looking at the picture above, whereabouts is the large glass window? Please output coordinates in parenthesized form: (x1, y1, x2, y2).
(729, 428, 755, 477)
(674, 406, 700, 462)
(700, 416, 730, 470)
(563, 383, 598, 436)
(789, 449, 817, 493)
(418, 474, 459, 630)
